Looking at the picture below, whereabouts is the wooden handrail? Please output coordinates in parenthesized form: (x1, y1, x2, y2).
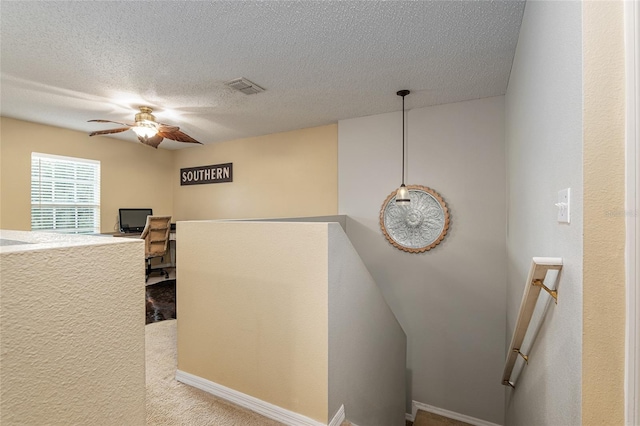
(502, 257, 563, 388)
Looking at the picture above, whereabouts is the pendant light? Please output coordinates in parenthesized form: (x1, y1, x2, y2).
(396, 90, 410, 205)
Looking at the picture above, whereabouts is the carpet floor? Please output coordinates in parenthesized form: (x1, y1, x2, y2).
(145, 319, 284, 425)
(411, 410, 472, 426)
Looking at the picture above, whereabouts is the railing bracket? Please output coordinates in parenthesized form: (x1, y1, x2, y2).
(513, 348, 528, 364)
(532, 279, 558, 303)
(502, 380, 516, 389)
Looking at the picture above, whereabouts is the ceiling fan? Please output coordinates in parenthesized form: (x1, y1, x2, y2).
(88, 106, 202, 148)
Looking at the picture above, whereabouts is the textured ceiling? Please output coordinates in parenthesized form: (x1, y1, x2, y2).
(1, 1, 525, 149)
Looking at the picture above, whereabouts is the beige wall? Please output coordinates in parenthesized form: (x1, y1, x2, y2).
(0, 117, 174, 233)
(583, 1, 626, 423)
(172, 124, 337, 221)
(177, 221, 329, 422)
(0, 230, 145, 425)
(0, 119, 337, 230)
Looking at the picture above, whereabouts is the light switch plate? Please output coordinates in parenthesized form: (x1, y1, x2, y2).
(557, 188, 570, 223)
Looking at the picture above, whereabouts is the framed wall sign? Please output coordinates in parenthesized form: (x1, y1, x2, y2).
(379, 185, 450, 253)
(180, 163, 232, 186)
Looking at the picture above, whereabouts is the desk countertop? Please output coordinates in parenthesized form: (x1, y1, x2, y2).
(111, 232, 176, 240)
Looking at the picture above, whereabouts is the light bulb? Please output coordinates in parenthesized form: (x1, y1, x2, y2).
(396, 184, 410, 205)
(132, 121, 158, 138)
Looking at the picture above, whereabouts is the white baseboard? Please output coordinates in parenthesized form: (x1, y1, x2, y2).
(328, 404, 345, 426)
(176, 369, 342, 426)
(407, 400, 502, 426)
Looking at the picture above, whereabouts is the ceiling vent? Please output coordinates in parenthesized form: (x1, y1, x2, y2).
(224, 77, 265, 95)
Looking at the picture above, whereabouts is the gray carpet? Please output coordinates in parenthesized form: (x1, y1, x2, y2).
(145, 319, 284, 425)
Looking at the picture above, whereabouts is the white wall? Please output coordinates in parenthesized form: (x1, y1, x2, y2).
(504, 1, 583, 425)
(328, 223, 406, 426)
(339, 96, 506, 424)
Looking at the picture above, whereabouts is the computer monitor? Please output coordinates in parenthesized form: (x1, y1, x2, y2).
(119, 208, 153, 233)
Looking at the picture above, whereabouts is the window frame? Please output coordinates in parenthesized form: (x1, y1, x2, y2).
(31, 152, 101, 234)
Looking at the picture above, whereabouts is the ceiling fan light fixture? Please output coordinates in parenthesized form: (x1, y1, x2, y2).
(88, 105, 202, 148)
(132, 121, 158, 138)
(135, 106, 156, 122)
(133, 106, 159, 138)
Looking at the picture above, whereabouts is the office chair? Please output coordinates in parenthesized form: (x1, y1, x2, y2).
(140, 215, 172, 282)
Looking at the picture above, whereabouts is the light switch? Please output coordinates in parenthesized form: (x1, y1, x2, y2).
(556, 188, 570, 223)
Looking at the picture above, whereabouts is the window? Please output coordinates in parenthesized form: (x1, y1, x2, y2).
(31, 153, 100, 233)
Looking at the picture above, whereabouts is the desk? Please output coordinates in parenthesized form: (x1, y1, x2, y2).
(112, 232, 176, 241)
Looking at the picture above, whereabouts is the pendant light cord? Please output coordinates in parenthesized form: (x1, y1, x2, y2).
(402, 93, 405, 186)
(394, 89, 410, 205)
(397, 90, 410, 185)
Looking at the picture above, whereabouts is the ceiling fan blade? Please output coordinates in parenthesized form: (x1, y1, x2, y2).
(138, 134, 164, 149)
(158, 123, 180, 133)
(88, 119, 136, 127)
(158, 129, 202, 144)
(88, 111, 198, 146)
(89, 127, 131, 136)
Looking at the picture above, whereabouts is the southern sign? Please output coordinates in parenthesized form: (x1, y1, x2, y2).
(180, 163, 233, 186)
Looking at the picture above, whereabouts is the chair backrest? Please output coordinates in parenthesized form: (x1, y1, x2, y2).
(140, 216, 172, 259)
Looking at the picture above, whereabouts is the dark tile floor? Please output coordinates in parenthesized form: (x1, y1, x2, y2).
(145, 279, 176, 324)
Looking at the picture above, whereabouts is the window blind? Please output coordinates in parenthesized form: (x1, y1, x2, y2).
(31, 153, 101, 233)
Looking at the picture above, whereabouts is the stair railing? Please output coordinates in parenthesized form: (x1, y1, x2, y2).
(502, 257, 563, 388)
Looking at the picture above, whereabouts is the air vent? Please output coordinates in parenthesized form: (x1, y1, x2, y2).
(224, 77, 265, 95)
